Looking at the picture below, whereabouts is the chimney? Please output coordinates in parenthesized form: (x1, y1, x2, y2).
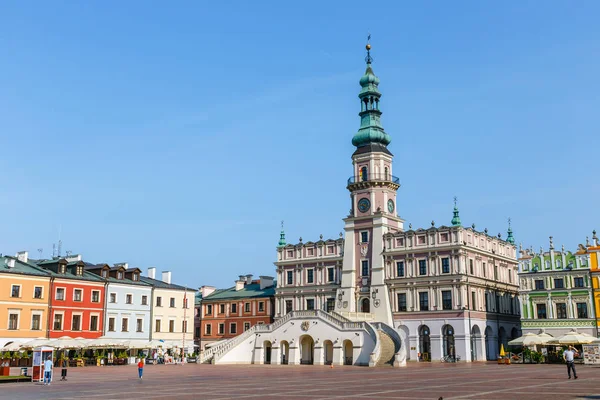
(162, 271, 172, 284)
(148, 267, 156, 279)
(65, 254, 82, 262)
(200, 286, 216, 298)
(7, 259, 15, 269)
(16, 251, 28, 263)
(259, 276, 274, 290)
(245, 274, 253, 284)
(235, 280, 245, 291)
(115, 262, 128, 270)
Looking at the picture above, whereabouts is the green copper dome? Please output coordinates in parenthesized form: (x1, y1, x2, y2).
(352, 44, 391, 148)
(451, 198, 461, 227)
(506, 218, 515, 245)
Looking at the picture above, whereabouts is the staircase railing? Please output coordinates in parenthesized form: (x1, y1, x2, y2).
(372, 322, 402, 353)
(368, 323, 381, 367)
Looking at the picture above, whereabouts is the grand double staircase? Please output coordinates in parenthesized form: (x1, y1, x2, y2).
(200, 310, 404, 366)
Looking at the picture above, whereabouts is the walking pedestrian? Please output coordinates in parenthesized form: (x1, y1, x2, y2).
(563, 345, 579, 379)
(153, 351, 158, 365)
(138, 358, 144, 380)
(43, 355, 53, 385)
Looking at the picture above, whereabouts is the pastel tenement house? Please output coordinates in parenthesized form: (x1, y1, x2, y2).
(589, 232, 600, 335)
(139, 268, 196, 354)
(32, 255, 106, 339)
(85, 262, 152, 341)
(0, 253, 51, 347)
(200, 275, 275, 349)
(518, 236, 595, 338)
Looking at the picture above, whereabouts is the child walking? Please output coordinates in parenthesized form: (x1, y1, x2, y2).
(137, 358, 144, 380)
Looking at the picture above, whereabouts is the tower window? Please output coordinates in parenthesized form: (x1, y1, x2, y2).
(361, 260, 369, 277)
(361, 231, 369, 243)
(360, 167, 368, 182)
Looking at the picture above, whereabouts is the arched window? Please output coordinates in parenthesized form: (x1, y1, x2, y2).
(384, 167, 389, 180)
(360, 167, 368, 182)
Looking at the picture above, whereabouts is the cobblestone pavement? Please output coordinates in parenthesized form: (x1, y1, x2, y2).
(2, 362, 600, 399)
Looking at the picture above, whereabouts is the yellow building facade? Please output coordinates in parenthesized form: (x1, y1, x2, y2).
(588, 237, 600, 333)
(0, 254, 51, 346)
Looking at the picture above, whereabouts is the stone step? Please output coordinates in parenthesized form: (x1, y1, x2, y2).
(376, 330, 397, 366)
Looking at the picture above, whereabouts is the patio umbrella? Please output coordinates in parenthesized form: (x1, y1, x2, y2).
(499, 344, 506, 357)
(47, 336, 88, 349)
(146, 339, 165, 348)
(20, 337, 52, 348)
(548, 330, 596, 345)
(0, 342, 24, 352)
(508, 333, 543, 347)
(87, 338, 127, 348)
(120, 340, 152, 349)
(536, 332, 555, 345)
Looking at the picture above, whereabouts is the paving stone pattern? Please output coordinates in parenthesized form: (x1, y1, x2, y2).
(2, 362, 600, 399)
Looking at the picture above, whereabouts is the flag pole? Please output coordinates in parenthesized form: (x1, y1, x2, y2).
(182, 288, 187, 365)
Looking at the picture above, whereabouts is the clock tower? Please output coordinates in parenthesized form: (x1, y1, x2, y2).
(335, 41, 403, 325)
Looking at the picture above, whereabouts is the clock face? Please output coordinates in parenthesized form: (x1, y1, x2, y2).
(357, 198, 371, 213)
(387, 199, 395, 213)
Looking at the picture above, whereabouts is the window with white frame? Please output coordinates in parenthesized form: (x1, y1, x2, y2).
(205, 323, 212, 335)
(91, 290, 100, 303)
(8, 312, 19, 330)
(108, 317, 116, 331)
(90, 315, 99, 331)
(31, 313, 42, 330)
(126, 294, 132, 304)
(137, 318, 143, 332)
(33, 286, 43, 299)
(110, 293, 117, 303)
(258, 301, 265, 312)
(73, 289, 83, 302)
(11, 285, 21, 298)
(72, 314, 81, 331)
(218, 323, 224, 335)
(244, 322, 250, 331)
(361, 231, 369, 243)
(53, 313, 63, 330)
(56, 288, 65, 301)
(307, 269, 314, 283)
(230, 322, 237, 334)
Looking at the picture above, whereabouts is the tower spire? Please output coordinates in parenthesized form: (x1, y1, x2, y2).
(352, 36, 391, 149)
(506, 217, 515, 244)
(451, 196, 461, 227)
(277, 220, 286, 247)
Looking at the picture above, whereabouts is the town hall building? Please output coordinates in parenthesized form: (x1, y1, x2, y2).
(200, 42, 519, 366)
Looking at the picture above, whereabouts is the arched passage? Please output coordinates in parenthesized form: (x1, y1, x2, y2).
(263, 341, 272, 364)
(300, 335, 314, 365)
(510, 327, 519, 341)
(362, 298, 370, 313)
(442, 324, 455, 358)
(471, 325, 482, 361)
(343, 340, 353, 365)
(418, 325, 431, 361)
(280, 340, 289, 365)
(485, 326, 495, 360)
(498, 327, 507, 353)
(323, 340, 333, 365)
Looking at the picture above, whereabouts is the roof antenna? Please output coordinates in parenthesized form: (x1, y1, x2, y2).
(37, 248, 43, 259)
(57, 224, 62, 257)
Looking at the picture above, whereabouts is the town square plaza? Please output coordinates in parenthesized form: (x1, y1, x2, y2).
(1, 363, 599, 399)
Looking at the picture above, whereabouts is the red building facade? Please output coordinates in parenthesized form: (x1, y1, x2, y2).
(35, 257, 106, 339)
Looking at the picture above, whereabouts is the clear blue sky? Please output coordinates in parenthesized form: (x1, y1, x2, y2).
(1, 1, 599, 288)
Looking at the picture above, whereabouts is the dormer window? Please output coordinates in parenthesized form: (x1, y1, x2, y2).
(101, 270, 108, 278)
(76, 266, 83, 276)
(133, 273, 139, 281)
(60, 265, 66, 274)
(117, 271, 123, 280)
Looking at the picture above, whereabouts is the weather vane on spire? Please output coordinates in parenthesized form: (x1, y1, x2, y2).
(454, 196, 458, 207)
(508, 217, 512, 227)
(365, 33, 373, 64)
(281, 220, 284, 230)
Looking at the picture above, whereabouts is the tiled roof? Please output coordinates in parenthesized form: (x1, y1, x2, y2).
(202, 282, 275, 301)
(29, 258, 105, 282)
(0, 256, 51, 277)
(139, 276, 196, 292)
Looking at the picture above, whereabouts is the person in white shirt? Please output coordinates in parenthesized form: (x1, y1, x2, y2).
(43, 356, 54, 385)
(563, 345, 578, 379)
